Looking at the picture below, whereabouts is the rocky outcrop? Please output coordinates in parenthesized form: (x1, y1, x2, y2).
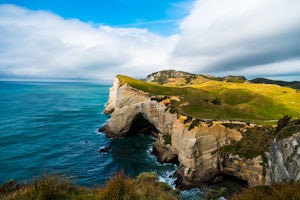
(146, 70, 195, 83)
(153, 140, 178, 164)
(221, 154, 266, 187)
(101, 75, 300, 188)
(268, 132, 300, 183)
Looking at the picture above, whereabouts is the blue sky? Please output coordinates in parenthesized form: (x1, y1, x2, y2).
(0, 0, 300, 81)
(0, 0, 192, 35)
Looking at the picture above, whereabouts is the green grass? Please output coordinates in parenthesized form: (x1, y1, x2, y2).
(118, 75, 300, 124)
(0, 172, 178, 200)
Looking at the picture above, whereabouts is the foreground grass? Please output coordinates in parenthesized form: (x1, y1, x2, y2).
(118, 75, 300, 124)
(0, 172, 178, 200)
(2, 174, 300, 200)
(230, 182, 300, 200)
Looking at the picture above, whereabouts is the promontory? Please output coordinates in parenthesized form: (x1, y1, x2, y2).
(100, 70, 300, 188)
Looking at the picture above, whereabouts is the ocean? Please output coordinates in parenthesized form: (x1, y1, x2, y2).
(0, 81, 176, 186)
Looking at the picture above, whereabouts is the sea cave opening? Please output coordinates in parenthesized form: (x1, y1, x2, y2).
(127, 113, 158, 137)
(210, 173, 248, 194)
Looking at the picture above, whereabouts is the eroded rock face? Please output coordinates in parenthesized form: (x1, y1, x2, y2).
(102, 78, 174, 137)
(221, 154, 266, 187)
(268, 132, 300, 183)
(171, 118, 267, 187)
(101, 76, 300, 188)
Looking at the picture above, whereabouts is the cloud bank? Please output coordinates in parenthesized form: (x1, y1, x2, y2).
(172, 0, 300, 79)
(1, 0, 300, 81)
(0, 4, 178, 80)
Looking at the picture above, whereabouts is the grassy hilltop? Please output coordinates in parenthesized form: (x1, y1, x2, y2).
(118, 72, 300, 124)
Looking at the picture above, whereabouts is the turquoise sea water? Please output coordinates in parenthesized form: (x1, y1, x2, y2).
(0, 81, 176, 186)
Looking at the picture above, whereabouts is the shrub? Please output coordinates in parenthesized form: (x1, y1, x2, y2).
(98, 171, 178, 200)
(276, 114, 292, 133)
(97, 171, 137, 200)
(188, 119, 201, 130)
(162, 134, 172, 145)
(206, 187, 227, 200)
(137, 172, 158, 181)
(211, 98, 221, 105)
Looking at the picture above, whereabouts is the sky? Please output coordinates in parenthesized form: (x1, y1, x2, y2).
(0, 0, 300, 81)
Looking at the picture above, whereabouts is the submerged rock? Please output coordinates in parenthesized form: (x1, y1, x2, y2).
(152, 140, 178, 164)
(99, 146, 111, 154)
(179, 188, 204, 200)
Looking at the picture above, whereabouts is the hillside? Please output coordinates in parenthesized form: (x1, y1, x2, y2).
(251, 78, 300, 90)
(118, 72, 300, 124)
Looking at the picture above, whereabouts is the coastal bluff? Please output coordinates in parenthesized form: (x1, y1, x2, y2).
(100, 72, 300, 188)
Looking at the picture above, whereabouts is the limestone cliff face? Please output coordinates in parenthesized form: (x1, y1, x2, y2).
(171, 118, 267, 187)
(102, 77, 175, 137)
(101, 76, 300, 188)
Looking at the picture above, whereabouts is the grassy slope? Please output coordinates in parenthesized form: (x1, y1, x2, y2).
(118, 75, 300, 124)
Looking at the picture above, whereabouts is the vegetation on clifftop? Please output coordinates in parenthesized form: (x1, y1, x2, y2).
(220, 125, 276, 162)
(219, 116, 300, 164)
(117, 74, 300, 124)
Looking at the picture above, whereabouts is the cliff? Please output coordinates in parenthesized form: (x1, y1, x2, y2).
(101, 74, 300, 188)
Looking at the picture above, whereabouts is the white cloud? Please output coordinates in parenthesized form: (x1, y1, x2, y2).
(0, 4, 178, 80)
(171, 0, 300, 79)
(1, 1, 300, 81)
